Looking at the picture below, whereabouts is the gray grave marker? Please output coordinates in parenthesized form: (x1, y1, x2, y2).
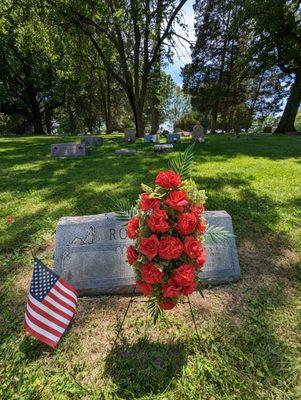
(81, 137, 104, 146)
(115, 149, 137, 156)
(54, 211, 240, 296)
(154, 144, 174, 153)
(51, 143, 85, 158)
(124, 128, 136, 143)
(167, 134, 181, 143)
(144, 134, 159, 143)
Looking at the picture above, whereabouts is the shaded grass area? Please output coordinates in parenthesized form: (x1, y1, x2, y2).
(0, 134, 301, 399)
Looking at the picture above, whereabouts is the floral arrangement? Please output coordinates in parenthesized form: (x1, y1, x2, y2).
(126, 168, 207, 312)
(112, 144, 231, 320)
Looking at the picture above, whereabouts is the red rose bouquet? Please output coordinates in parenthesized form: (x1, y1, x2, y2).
(125, 145, 208, 313)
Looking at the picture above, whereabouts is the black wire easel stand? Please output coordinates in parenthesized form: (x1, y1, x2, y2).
(112, 286, 201, 351)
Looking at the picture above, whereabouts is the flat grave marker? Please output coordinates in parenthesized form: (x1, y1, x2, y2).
(154, 144, 174, 153)
(81, 137, 104, 146)
(51, 143, 85, 158)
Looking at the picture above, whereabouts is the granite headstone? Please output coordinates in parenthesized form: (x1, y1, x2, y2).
(124, 128, 136, 143)
(81, 137, 104, 146)
(192, 123, 205, 142)
(144, 134, 159, 143)
(115, 149, 137, 156)
(167, 134, 181, 143)
(51, 143, 85, 158)
(54, 211, 240, 296)
(154, 144, 174, 153)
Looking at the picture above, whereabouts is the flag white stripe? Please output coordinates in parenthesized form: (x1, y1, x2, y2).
(26, 303, 64, 334)
(52, 288, 76, 309)
(29, 294, 70, 324)
(56, 281, 77, 301)
(25, 313, 60, 342)
(45, 294, 74, 317)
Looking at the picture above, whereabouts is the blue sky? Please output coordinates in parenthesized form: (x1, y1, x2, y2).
(164, 0, 195, 85)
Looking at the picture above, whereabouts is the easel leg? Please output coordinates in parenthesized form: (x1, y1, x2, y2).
(112, 286, 136, 351)
(187, 295, 201, 345)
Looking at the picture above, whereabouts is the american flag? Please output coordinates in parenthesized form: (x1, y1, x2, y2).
(24, 258, 78, 348)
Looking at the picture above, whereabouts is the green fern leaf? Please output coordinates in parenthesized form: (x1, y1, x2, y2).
(147, 297, 163, 324)
(204, 224, 235, 244)
(169, 142, 195, 180)
(107, 196, 136, 223)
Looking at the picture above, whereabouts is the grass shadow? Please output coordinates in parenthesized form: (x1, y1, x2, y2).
(105, 337, 188, 399)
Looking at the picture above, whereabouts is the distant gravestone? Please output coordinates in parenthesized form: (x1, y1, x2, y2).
(51, 143, 85, 158)
(124, 128, 136, 143)
(81, 137, 104, 146)
(167, 134, 180, 143)
(174, 128, 182, 134)
(115, 149, 137, 156)
(144, 134, 159, 143)
(192, 123, 205, 142)
(54, 211, 240, 296)
(154, 144, 174, 153)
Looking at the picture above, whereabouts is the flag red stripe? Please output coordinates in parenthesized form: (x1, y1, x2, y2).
(53, 284, 77, 307)
(23, 320, 58, 348)
(26, 310, 61, 339)
(42, 298, 72, 320)
(47, 292, 75, 313)
(58, 278, 78, 296)
(28, 300, 67, 329)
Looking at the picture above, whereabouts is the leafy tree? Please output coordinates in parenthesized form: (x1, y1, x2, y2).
(0, 1, 75, 134)
(239, 0, 301, 134)
(53, 0, 189, 137)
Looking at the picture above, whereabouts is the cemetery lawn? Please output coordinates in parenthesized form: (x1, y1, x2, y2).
(1, 134, 301, 400)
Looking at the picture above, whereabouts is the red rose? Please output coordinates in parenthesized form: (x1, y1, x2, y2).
(197, 218, 206, 234)
(140, 193, 160, 211)
(158, 235, 183, 259)
(162, 279, 182, 298)
(165, 190, 189, 212)
(136, 279, 152, 296)
(195, 251, 207, 269)
(155, 170, 181, 189)
(172, 264, 195, 287)
(127, 245, 138, 265)
(139, 234, 159, 261)
(127, 216, 139, 239)
(158, 300, 176, 310)
(182, 281, 198, 295)
(146, 209, 170, 233)
(176, 212, 198, 235)
(190, 204, 205, 215)
(184, 236, 204, 259)
(141, 263, 163, 284)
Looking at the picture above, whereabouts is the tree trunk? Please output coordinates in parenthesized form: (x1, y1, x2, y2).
(106, 73, 112, 134)
(33, 113, 44, 135)
(135, 100, 145, 138)
(210, 109, 218, 134)
(28, 87, 45, 135)
(274, 68, 301, 134)
(44, 111, 52, 135)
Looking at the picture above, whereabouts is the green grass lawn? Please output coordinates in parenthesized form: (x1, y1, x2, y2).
(0, 134, 300, 399)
